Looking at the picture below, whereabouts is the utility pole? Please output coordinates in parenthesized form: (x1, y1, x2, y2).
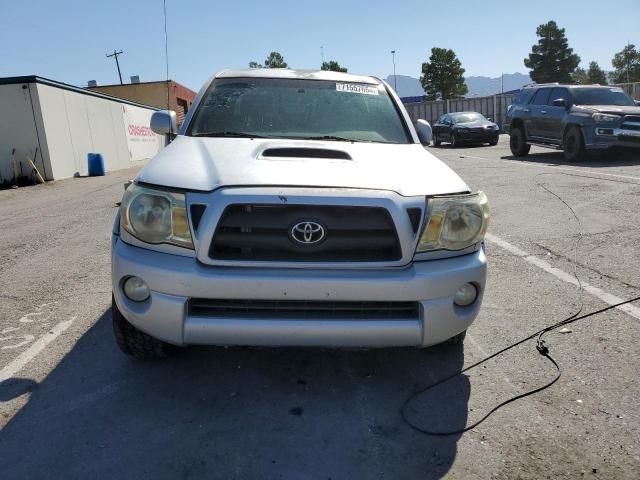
(321, 46, 325, 64)
(106, 49, 124, 84)
(391, 50, 397, 92)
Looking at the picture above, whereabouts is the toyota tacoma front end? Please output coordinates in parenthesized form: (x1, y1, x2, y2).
(111, 69, 489, 358)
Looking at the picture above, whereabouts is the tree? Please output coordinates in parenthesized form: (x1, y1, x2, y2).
(321, 60, 347, 72)
(572, 62, 607, 85)
(571, 67, 588, 84)
(248, 51, 288, 69)
(610, 44, 640, 83)
(524, 21, 580, 83)
(420, 47, 468, 100)
(264, 51, 288, 68)
(587, 61, 607, 85)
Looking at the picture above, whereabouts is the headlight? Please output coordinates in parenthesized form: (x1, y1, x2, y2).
(417, 192, 490, 252)
(592, 113, 620, 123)
(120, 183, 193, 249)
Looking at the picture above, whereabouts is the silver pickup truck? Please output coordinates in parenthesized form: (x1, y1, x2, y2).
(111, 69, 489, 358)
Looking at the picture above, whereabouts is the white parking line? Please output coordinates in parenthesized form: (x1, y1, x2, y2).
(441, 151, 640, 182)
(0, 318, 75, 383)
(486, 233, 640, 321)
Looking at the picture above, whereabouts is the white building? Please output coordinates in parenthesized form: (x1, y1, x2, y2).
(0, 76, 164, 183)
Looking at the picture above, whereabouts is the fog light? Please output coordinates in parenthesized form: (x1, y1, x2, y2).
(454, 283, 478, 307)
(123, 276, 150, 302)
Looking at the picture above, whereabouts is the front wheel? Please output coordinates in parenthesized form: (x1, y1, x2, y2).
(509, 127, 530, 157)
(433, 133, 441, 146)
(563, 126, 586, 162)
(112, 296, 172, 359)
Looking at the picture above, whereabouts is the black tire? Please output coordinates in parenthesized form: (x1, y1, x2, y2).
(445, 330, 467, 345)
(563, 126, 586, 162)
(509, 127, 530, 157)
(489, 139, 498, 146)
(450, 132, 459, 148)
(112, 295, 171, 359)
(433, 133, 441, 147)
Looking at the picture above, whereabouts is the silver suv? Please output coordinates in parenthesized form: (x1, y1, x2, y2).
(111, 69, 489, 358)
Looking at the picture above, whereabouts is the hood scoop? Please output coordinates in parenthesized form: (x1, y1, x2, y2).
(261, 147, 352, 160)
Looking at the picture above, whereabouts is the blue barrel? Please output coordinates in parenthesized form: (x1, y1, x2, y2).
(87, 153, 105, 176)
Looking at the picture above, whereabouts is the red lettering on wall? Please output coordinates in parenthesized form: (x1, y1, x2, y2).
(127, 124, 155, 137)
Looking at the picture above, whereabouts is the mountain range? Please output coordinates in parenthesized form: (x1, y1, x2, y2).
(385, 73, 532, 98)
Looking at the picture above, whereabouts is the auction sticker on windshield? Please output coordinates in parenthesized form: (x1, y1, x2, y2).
(336, 83, 379, 95)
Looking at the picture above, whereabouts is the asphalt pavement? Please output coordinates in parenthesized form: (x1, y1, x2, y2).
(1, 137, 639, 479)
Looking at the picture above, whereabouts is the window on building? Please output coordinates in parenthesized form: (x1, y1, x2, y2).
(177, 98, 189, 115)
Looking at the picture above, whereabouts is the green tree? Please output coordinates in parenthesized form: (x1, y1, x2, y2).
(264, 51, 288, 68)
(587, 61, 607, 85)
(524, 21, 580, 83)
(321, 60, 347, 72)
(249, 51, 288, 69)
(610, 44, 640, 83)
(420, 47, 468, 100)
(571, 67, 588, 84)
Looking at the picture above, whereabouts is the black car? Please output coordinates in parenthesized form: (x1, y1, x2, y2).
(506, 84, 640, 161)
(432, 112, 500, 147)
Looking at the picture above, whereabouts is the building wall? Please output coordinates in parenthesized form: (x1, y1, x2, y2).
(0, 83, 48, 183)
(89, 81, 196, 126)
(35, 83, 164, 180)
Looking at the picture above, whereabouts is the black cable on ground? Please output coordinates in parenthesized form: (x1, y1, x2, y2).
(400, 295, 640, 436)
(401, 178, 636, 436)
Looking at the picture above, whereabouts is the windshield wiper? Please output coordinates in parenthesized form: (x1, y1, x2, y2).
(192, 131, 267, 138)
(298, 135, 363, 142)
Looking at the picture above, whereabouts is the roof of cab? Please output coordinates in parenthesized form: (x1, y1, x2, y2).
(215, 68, 380, 85)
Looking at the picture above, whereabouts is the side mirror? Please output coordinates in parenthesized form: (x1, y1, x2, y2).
(150, 110, 178, 136)
(415, 119, 433, 145)
(486, 117, 493, 122)
(552, 98, 567, 108)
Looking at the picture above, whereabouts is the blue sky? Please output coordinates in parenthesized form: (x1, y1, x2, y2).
(2, 0, 638, 91)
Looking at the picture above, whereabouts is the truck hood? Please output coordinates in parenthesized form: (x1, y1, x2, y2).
(573, 105, 640, 115)
(136, 137, 470, 197)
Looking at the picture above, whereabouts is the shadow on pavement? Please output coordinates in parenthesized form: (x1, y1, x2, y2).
(500, 148, 639, 168)
(0, 378, 38, 402)
(0, 309, 469, 479)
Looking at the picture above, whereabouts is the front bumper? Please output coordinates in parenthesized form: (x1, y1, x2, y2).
(112, 236, 487, 348)
(457, 131, 500, 143)
(586, 126, 640, 149)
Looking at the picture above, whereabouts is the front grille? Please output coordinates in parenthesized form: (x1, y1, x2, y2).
(622, 116, 640, 131)
(209, 204, 401, 262)
(189, 299, 420, 320)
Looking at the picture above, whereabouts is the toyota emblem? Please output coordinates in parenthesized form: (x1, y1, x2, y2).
(290, 221, 326, 245)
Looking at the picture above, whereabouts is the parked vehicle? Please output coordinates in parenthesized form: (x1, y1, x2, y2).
(506, 83, 640, 161)
(111, 69, 489, 358)
(432, 112, 500, 147)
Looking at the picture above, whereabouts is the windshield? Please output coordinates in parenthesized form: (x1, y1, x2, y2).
(572, 87, 635, 106)
(188, 77, 411, 144)
(452, 113, 486, 124)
